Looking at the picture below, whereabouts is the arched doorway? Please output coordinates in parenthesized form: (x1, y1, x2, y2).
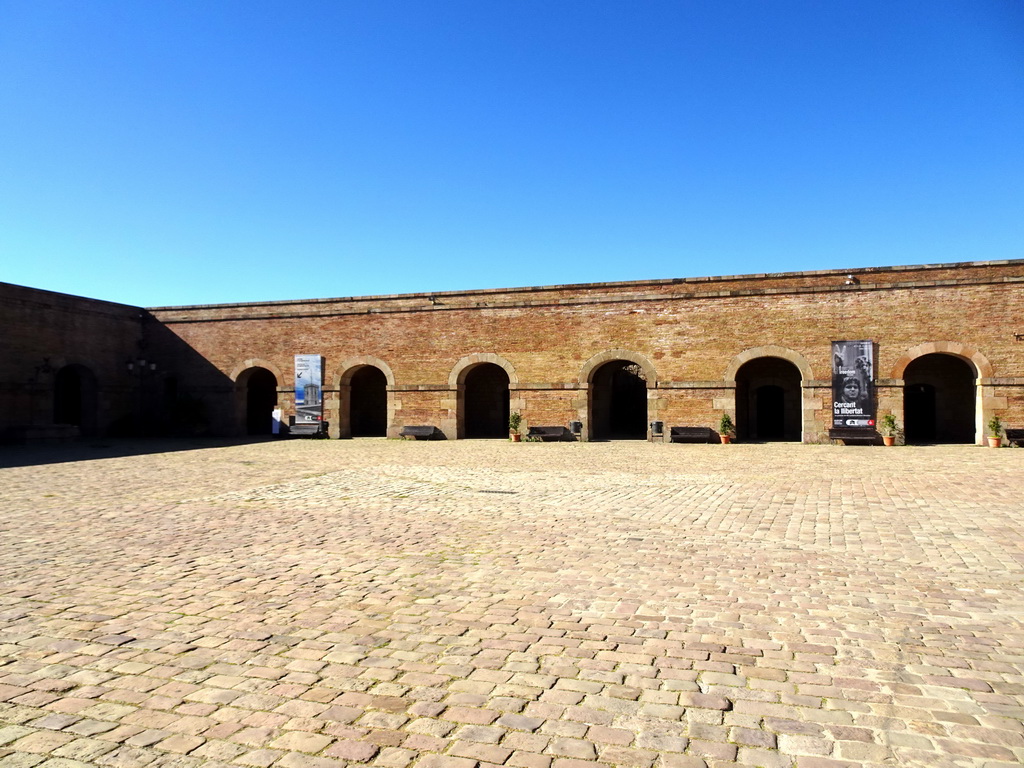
(239, 367, 278, 436)
(53, 364, 98, 436)
(463, 363, 510, 438)
(735, 357, 801, 441)
(903, 354, 976, 444)
(350, 366, 387, 437)
(591, 360, 648, 440)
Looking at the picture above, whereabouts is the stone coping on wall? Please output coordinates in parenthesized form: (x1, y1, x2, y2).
(147, 260, 1024, 323)
(656, 380, 736, 389)
(1, 281, 145, 320)
(354, 378, 1024, 393)
(393, 381, 733, 391)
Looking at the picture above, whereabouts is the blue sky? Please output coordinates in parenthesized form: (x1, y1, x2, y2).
(1, 1, 1022, 307)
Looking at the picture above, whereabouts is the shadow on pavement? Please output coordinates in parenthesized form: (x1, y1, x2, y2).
(0, 436, 282, 469)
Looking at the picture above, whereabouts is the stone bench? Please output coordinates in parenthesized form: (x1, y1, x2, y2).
(288, 421, 328, 438)
(527, 426, 574, 442)
(399, 425, 442, 440)
(829, 428, 880, 445)
(669, 427, 715, 444)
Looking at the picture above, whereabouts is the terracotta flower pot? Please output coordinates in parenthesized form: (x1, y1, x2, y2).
(988, 436, 1002, 448)
(720, 435, 731, 444)
(511, 433, 522, 442)
(882, 435, 895, 446)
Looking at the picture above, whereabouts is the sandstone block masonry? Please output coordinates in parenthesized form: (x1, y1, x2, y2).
(3, 259, 1023, 444)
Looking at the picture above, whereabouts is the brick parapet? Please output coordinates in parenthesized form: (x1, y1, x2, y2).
(147, 260, 1024, 323)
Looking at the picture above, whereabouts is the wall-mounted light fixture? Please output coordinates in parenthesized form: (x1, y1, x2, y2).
(34, 357, 54, 377)
(127, 359, 157, 372)
(844, 274, 860, 285)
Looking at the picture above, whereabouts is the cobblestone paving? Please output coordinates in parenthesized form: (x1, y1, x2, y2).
(1, 439, 1022, 768)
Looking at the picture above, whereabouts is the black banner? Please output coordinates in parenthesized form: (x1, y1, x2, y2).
(832, 341, 875, 428)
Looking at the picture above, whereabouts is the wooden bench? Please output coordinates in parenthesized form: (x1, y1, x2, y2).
(1004, 428, 1024, 446)
(527, 426, 574, 442)
(669, 426, 715, 444)
(399, 425, 442, 440)
(828, 428, 880, 445)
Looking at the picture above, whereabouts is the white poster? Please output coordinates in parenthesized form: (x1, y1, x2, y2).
(294, 354, 323, 424)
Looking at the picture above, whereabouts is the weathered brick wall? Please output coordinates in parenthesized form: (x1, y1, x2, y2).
(3, 263, 1021, 442)
(0, 283, 144, 437)
(146, 261, 1024, 443)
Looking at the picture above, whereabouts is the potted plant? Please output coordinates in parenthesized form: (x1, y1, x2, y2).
(509, 411, 523, 442)
(988, 415, 1003, 448)
(718, 413, 734, 444)
(878, 413, 899, 446)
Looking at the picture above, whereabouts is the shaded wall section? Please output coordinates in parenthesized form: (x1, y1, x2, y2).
(0, 283, 143, 440)
(143, 320, 248, 437)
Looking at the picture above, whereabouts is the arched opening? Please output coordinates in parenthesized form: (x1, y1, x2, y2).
(53, 364, 98, 436)
(590, 360, 648, 440)
(735, 357, 801, 442)
(350, 365, 387, 437)
(239, 367, 278, 436)
(903, 354, 975, 444)
(463, 363, 510, 438)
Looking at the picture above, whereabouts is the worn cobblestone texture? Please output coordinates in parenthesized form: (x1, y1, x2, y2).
(1, 439, 1022, 768)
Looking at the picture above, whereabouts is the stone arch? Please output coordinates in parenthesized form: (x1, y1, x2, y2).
(334, 355, 396, 439)
(334, 355, 396, 388)
(723, 346, 813, 443)
(448, 354, 517, 439)
(579, 349, 657, 387)
(890, 342, 993, 380)
(230, 358, 285, 384)
(576, 350, 657, 442)
(449, 353, 519, 389)
(233, 364, 279, 436)
(724, 345, 814, 384)
(892, 343, 993, 445)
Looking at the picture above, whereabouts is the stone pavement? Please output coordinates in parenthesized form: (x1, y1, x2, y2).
(0, 439, 1022, 768)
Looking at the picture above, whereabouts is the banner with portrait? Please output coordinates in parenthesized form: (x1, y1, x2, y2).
(294, 354, 324, 424)
(831, 341, 875, 428)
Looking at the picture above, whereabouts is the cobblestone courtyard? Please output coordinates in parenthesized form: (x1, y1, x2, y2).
(1, 439, 1021, 768)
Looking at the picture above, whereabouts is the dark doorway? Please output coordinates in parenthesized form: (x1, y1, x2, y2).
(904, 383, 936, 443)
(242, 368, 278, 435)
(464, 364, 510, 438)
(53, 364, 98, 436)
(735, 357, 801, 442)
(591, 360, 648, 440)
(903, 354, 975, 444)
(756, 385, 785, 440)
(350, 366, 387, 437)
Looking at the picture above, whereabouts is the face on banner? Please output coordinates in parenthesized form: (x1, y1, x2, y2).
(831, 341, 875, 428)
(294, 354, 323, 423)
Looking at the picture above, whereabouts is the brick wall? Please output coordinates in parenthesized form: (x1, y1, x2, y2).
(0, 283, 144, 438)
(144, 260, 1024, 444)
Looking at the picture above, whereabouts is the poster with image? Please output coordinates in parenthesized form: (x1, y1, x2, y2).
(294, 354, 323, 423)
(831, 341, 875, 428)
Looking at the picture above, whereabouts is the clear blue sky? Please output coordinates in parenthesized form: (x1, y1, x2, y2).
(1, 1, 1022, 307)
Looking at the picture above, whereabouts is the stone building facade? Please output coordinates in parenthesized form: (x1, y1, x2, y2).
(3, 259, 1023, 445)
